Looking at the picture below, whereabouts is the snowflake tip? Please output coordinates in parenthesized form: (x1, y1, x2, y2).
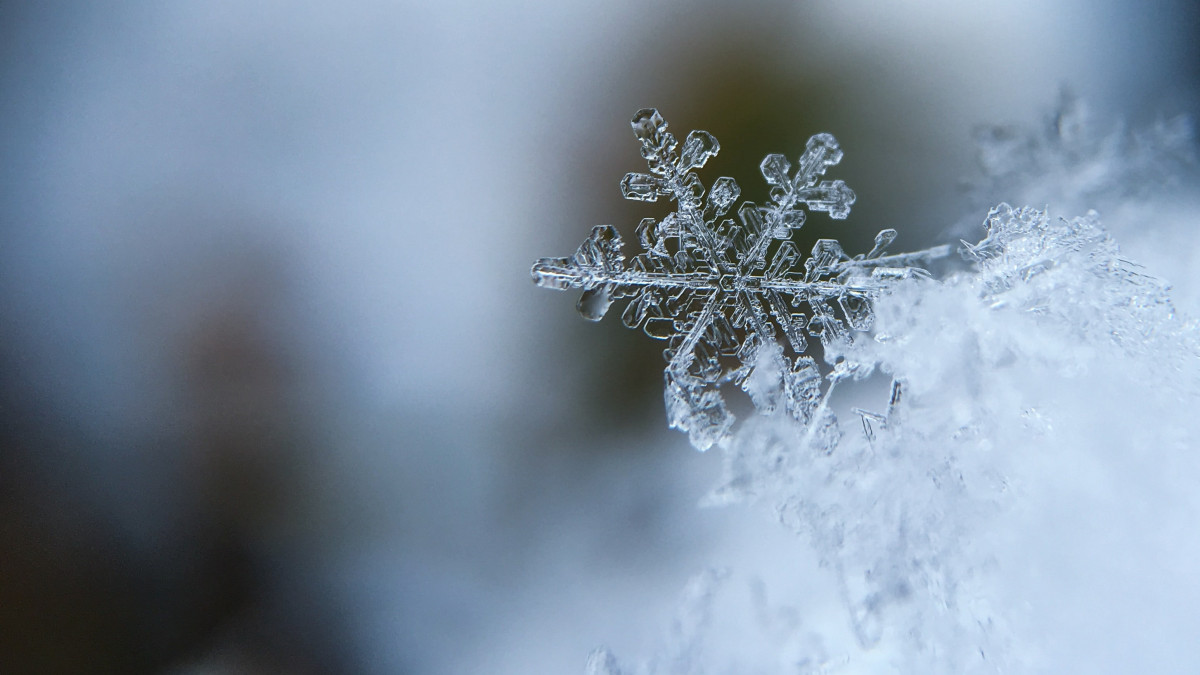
(631, 107, 667, 138)
(621, 172, 665, 201)
(530, 224, 624, 295)
(760, 153, 791, 187)
(631, 108, 672, 158)
(679, 129, 720, 172)
(866, 229, 898, 259)
(798, 132, 845, 182)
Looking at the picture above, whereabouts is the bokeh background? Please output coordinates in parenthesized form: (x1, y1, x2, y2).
(2, 1, 1197, 672)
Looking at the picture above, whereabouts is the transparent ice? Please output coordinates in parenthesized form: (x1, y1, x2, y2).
(532, 109, 949, 450)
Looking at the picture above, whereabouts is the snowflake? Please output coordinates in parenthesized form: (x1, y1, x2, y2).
(533, 109, 948, 450)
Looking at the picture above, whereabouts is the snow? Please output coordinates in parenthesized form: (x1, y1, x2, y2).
(542, 109, 1200, 673)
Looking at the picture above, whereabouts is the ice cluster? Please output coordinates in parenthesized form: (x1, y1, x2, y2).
(535, 106, 1199, 673)
(584, 201, 1200, 675)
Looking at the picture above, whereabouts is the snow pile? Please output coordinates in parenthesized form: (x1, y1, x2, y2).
(585, 115, 1200, 673)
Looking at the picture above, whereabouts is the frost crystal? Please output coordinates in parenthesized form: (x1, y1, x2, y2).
(962, 203, 1195, 374)
(532, 109, 949, 449)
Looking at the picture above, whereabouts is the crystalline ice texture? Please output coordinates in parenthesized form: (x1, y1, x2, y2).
(532, 109, 948, 450)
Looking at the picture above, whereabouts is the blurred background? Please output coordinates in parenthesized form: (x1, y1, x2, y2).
(1, 1, 1197, 672)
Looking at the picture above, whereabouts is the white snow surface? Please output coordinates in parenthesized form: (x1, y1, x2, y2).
(591, 200, 1200, 673)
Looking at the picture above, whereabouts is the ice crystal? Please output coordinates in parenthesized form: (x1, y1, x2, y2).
(532, 109, 948, 449)
(696, 202, 1200, 674)
(961, 203, 1197, 381)
(554, 103, 1200, 675)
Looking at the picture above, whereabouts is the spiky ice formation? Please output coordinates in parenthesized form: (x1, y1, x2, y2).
(532, 108, 948, 449)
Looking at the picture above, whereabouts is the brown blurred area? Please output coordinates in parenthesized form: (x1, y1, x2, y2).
(1, 244, 338, 673)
